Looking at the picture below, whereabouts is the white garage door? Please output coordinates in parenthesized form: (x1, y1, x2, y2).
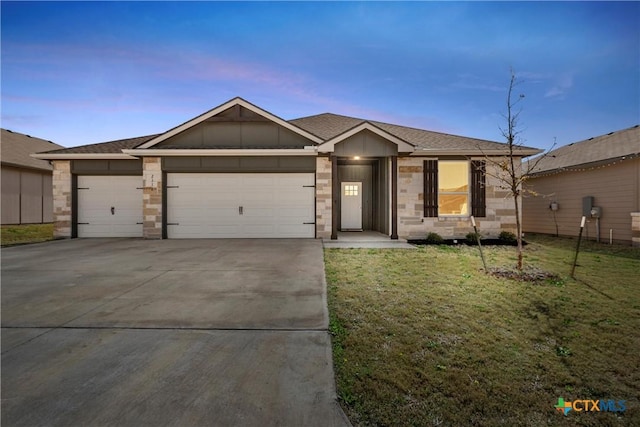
(77, 176, 143, 237)
(167, 173, 315, 238)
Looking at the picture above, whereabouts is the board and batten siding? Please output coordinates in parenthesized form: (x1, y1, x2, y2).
(1, 166, 54, 225)
(523, 158, 640, 244)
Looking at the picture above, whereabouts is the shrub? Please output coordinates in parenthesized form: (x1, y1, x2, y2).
(465, 231, 480, 245)
(499, 231, 517, 244)
(425, 232, 444, 244)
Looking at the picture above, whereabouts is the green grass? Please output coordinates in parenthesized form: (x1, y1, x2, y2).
(1, 223, 54, 246)
(325, 234, 640, 426)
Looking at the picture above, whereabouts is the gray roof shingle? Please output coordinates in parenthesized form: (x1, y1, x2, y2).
(33, 107, 543, 157)
(529, 125, 640, 173)
(0, 129, 64, 171)
(40, 134, 160, 155)
(290, 113, 538, 153)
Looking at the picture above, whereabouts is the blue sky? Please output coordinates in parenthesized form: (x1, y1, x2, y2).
(1, 1, 638, 151)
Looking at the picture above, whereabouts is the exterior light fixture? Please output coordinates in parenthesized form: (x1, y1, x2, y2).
(353, 156, 361, 160)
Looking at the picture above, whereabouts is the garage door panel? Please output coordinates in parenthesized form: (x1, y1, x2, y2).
(168, 173, 314, 238)
(77, 176, 143, 238)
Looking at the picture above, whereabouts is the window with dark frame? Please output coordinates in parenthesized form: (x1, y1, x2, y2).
(423, 160, 486, 218)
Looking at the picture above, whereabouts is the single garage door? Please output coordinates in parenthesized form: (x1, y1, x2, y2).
(77, 176, 143, 237)
(167, 173, 315, 238)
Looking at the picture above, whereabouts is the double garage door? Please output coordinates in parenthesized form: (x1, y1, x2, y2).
(77, 173, 315, 238)
(167, 173, 315, 238)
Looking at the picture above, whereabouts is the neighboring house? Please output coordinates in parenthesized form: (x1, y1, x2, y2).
(1, 129, 64, 225)
(33, 97, 540, 240)
(523, 125, 640, 246)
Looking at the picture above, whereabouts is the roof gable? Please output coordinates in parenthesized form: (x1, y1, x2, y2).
(315, 121, 415, 154)
(137, 97, 323, 149)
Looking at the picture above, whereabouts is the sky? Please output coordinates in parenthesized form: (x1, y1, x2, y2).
(1, 1, 639, 151)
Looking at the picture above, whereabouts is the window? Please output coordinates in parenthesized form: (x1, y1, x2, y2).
(438, 161, 469, 215)
(344, 185, 359, 196)
(424, 160, 486, 218)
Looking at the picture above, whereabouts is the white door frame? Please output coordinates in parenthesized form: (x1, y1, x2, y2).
(341, 181, 363, 231)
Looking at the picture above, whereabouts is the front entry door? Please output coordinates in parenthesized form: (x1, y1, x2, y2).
(341, 182, 362, 230)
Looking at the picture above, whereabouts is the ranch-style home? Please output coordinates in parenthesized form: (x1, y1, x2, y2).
(33, 97, 541, 240)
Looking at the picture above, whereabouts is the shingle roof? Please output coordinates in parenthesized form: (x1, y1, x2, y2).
(529, 125, 640, 173)
(33, 103, 542, 157)
(0, 129, 64, 171)
(290, 113, 538, 153)
(40, 134, 160, 154)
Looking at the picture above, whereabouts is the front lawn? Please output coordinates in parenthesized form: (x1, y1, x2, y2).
(1, 223, 54, 246)
(325, 234, 640, 426)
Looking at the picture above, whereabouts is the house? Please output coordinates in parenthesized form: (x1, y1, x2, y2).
(33, 97, 541, 240)
(523, 125, 640, 246)
(1, 129, 64, 225)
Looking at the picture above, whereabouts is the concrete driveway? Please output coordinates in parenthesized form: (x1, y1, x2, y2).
(1, 239, 349, 427)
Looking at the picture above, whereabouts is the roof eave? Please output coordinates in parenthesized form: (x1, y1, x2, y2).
(122, 148, 318, 157)
(1, 160, 53, 172)
(411, 148, 543, 157)
(31, 153, 138, 160)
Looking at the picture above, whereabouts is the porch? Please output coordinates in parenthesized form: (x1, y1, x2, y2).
(322, 231, 415, 249)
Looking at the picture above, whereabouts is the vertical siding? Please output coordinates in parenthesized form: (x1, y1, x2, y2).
(1, 167, 21, 224)
(1, 167, 53, 225)
(43, 174, 53, 223)
(20, 171, 44, 224)
(523, 158, 640, 244)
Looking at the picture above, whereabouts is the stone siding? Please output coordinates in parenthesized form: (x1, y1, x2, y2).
(315, 157, 332, 239)
(52, 160, 72, 238)
(397, 157, 520, 240)
(142, 157, 163, 239)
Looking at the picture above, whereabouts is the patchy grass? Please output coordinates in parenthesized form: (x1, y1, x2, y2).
(1, 223, 54, 246)
(325, 234, 639, 426)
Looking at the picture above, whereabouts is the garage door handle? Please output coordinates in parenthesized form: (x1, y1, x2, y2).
(239, 206, 243, 215)
(111, 206, 115, 215)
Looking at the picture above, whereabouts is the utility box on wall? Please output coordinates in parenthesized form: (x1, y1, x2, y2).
(582, 196, 594, 217)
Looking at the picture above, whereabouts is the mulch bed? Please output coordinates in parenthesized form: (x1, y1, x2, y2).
(488, 266, 561, 283)
(408, 239, 526, 246)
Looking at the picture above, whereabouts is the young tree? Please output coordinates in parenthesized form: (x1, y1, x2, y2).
(482, 69, 549, 271)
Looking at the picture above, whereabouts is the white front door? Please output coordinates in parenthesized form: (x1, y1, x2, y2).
(77, 176, 143, 237)
(341, 182, 362, 230)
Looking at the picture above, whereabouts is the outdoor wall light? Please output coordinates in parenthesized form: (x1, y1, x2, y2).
(353, 156, 361, 160)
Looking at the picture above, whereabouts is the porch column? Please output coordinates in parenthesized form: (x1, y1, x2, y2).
(331, 155, 338, 240)
(52, 160, 72, 239)
(142, 157, 163, 239)
(391, 155, 398, 239)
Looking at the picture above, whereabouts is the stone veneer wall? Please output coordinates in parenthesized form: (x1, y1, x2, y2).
(52, 160, 72, 238)
(142, 157, 163, 239)
(397, 157, 520, 240)
(315, 157, 332, 239)
(632, 213, 640, 248)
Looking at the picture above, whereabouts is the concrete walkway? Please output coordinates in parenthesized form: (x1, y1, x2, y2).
(1, 239, 350, 427)
(323, 231, 417, 249)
